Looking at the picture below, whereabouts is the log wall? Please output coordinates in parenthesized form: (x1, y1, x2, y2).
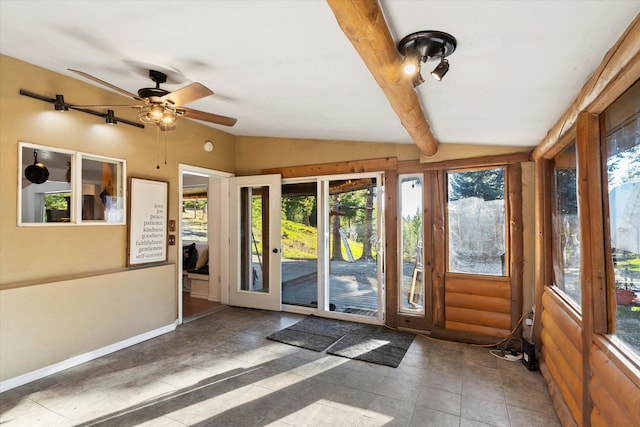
(589, 337, 640, 427)
(444, 274, 512, 337)
(540, 289, 584, 425)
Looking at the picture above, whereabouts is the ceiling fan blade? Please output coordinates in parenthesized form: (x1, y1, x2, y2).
(161, 82, 213, 106)
(180, 107, 237, 127)
(68, 69, 144, 101)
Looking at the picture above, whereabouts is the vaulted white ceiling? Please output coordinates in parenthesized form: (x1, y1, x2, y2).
(1, 1, 638, 148)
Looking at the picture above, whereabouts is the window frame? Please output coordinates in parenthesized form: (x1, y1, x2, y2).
(18, 141, 126, 226)
(550, 140, 583, 309)
(398, 173, 425, 315)
(599, 81, 640, 359)
(445, 165, 510, 278)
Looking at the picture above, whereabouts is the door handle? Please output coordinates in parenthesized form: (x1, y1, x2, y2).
(272, 248, 279, 253)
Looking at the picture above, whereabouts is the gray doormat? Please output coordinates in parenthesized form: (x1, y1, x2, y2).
(267, 316, 361, 351)
(267, 316, 415, 367)
(327, 324, 415, 368)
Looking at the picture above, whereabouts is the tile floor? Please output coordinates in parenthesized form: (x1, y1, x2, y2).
(0, 307, 560, 426)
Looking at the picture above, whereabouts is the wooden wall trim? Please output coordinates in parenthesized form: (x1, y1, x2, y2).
(262, 157, 397, 178)
(577, 113, 608, 334)
(577, 112, 605, 426)
(325, 0, 438, 156)
(383, 171, 401, 327)
(423, 171, 434, 328)
(431, 170, 446, 328)
(533, 15, 640, 160)
(397, 151, 531, 173)
(534, 159, 552, 350)
(508, 163, 524, 333)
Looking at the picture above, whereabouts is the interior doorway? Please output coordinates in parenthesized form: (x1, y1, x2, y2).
(178, 164, 232, 323)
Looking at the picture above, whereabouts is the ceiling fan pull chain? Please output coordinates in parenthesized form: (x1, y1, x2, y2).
(164, 128, 168, 165)
(156, 125, 161, 170)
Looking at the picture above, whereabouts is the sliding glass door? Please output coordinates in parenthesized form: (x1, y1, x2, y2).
(281, 181, 319, 309)
(281, 174, 384, 321)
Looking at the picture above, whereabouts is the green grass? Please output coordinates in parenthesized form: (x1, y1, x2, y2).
(616, 255, 640, 273)
(282, 220, 317, 259)
(281, 219, 366, 260)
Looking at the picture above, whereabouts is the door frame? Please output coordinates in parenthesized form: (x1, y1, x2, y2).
(178, 164, 232, 324)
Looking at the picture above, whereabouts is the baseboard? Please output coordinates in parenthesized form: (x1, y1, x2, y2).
(0, 321, 178, 393)
(190, 291, 209, 299)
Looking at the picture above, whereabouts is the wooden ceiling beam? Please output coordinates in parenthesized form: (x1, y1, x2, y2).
(326, 0, 439, 156)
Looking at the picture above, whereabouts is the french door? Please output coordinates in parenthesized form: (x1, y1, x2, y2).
(229, 175, 282, 310)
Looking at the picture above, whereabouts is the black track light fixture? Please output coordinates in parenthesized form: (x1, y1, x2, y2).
(105, 109, 116, 125)
(19, 90, 144, 128)
(397, 30, 457, 86)
(54, 94, 69, 111)
(431, 58, 450, 81)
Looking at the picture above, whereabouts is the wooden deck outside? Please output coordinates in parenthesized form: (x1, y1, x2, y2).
(280, 259, 380, 317)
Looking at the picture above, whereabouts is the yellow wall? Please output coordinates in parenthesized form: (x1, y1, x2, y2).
(234, 135, 421, 175)
(0, 264, 176, 381)
(0, 56, 235, 384)
(0, 55, 235, 286)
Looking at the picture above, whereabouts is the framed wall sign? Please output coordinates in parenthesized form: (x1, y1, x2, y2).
(127, 177, 168, 266)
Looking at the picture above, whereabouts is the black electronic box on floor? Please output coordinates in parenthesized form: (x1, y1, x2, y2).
(522, 338, 538, 371)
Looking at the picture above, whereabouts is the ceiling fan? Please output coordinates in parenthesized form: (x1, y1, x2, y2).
(68, 69, 237, 130)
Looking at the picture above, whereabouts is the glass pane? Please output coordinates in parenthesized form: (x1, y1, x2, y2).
(182, 173, 208, 243)
(603, 79, 640, 353)
(240, 186, 269, 293)
(20, 145, 73, 223)
(552, 143, 581, 306)
(447, 168, 506, 276)
(81, 156, 124, 223)
(328, 178, 380, 317)
(400, 175, 424, 313)
(281, 183, 319, 308)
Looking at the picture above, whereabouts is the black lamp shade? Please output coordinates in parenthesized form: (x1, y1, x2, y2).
(431, 59, 450, 81)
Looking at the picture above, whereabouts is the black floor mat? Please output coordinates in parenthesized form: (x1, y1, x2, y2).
(268, 316, 415, 367)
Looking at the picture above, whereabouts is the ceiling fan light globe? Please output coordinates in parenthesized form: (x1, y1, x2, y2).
(149, 104, 164, 120)
(161, 111, 176, 125)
